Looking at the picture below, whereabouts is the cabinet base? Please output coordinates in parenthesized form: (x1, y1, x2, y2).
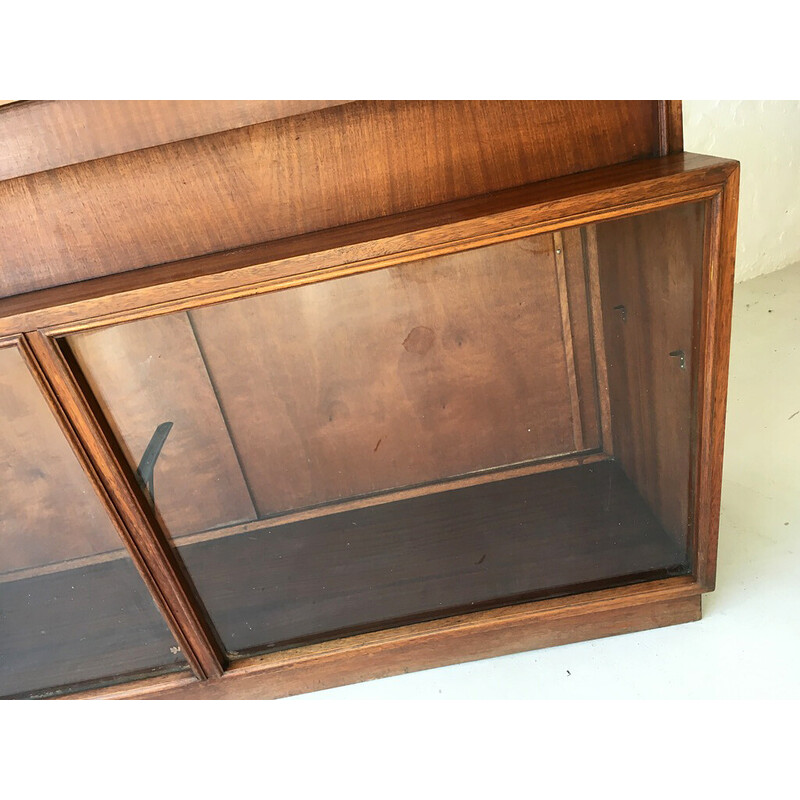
(80, 582, 702, 699)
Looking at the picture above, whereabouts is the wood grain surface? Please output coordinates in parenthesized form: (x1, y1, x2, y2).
(0, 100, 354, 181)
(68, 312, 257, 538)
(174, 461, 688, 655)
(0, 343, 122, 573)
(0, 101, 664, 297)
(595, 203, 706, 548)
(140, 584, 702, 700)
(188, 234, 593, 516)
(0, 556, 189, 699)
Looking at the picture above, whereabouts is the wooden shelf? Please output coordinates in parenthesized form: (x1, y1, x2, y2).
(177, 460, 688, 656)
(0, 555, 187, 699)
(1, 459, 687, 698)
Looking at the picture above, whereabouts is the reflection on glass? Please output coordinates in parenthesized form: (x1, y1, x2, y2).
(0, 344, 187, 698)
(66, 204, 703, 658)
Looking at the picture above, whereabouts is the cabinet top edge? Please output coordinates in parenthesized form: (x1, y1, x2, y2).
(0, 151, 737, 337)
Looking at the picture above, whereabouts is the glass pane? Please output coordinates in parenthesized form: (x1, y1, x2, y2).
(66, 203, 702, 658)
(0, 344, 187, 699)
(593, 202, 702, 560)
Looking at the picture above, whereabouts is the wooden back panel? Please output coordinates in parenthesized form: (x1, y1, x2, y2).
(68, 313, 258, 537)
(66, 230, 601, 535)
(0, 101, 669, 297)
(0, 100, 353, 181)
(0, 345, 122, 573)
(190, 234, 598, 516)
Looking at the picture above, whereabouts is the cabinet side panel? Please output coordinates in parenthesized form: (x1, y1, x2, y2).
(594, 203, 705, 548)
(0, 100, 355, 181)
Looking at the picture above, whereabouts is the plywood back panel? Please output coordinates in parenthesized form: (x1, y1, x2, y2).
(190, 233, 594, 517)
(64, 231, 600, 533)
(68, 313, 257, 538)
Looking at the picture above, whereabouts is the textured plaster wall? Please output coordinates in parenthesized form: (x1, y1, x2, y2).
(683, 100, 800, 282)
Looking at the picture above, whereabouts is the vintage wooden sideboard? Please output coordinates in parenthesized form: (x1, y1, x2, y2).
(0, 101, 739, 699)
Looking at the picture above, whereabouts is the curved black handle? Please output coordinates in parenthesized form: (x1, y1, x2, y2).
(136, 422, 173, 504)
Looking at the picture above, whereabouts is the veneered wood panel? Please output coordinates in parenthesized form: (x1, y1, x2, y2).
(188, 234, 587, 517)
(0, 100, 662, 297)
(0, 344, 122, 573)
(0, 100, 354, 181)
(595, 203, 706, 546)
(0, 153, 738, 338)
(67, 313, 257, 538)
(690, 172, 739, 589)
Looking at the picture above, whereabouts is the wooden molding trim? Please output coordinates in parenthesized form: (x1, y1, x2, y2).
(130, 578, 702, 699)
(692, 165, 740, 589)
(23, 331, 227, 680)
(0, 153, 737, 338)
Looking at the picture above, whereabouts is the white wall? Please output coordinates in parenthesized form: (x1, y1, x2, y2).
(683, 101, 800, 282)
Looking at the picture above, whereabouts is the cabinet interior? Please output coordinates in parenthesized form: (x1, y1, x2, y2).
(0, 200, 705, 696)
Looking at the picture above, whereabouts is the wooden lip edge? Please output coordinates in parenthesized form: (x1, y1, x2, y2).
(0, 153, 738, 336)
(180, 452, 607, 547)
(0, 450, 608, 584)
(129, 578, 702, 700)
(37, 185, 731, 338)
(57, 670, 198, 701)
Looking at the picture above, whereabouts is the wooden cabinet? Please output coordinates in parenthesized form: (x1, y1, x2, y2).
(0, 101, 738, 699)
